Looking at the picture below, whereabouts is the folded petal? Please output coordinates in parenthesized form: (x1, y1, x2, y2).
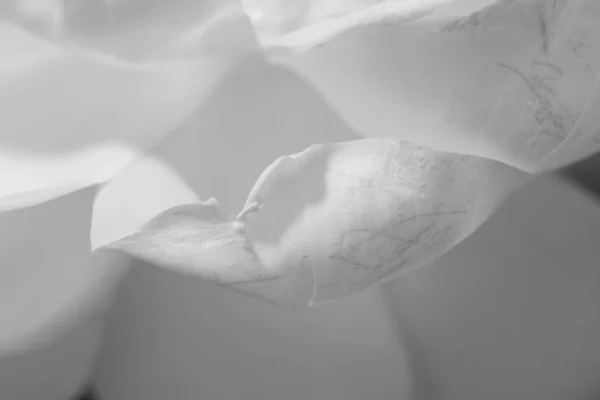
(93, 137, 525, 307)
(0, 13, 248, 211)
(243, 0, 499, 50)
(246, 0, 600, 172)
(243, 139, 525, 304)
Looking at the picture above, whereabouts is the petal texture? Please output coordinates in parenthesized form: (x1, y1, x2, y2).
(246, 0, 600, 172)
(93, 138, 525, 306)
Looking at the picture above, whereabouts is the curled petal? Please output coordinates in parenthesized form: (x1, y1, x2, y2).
(246, 0, 600, 172)
(243, 139, 524, 303)
(243, 0, 499, 51)
(92, 138, 525, 307)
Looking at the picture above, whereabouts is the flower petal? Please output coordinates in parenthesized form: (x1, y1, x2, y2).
(248, 0, 600, 172)
(91, 57, 363, 306)
(8, 0, 258, 61)
(243, 0, 499, 51)
(90, 150, 318, 307)
(0, 21, 243, 211)
(90, 156, 202, 250)
(93, 138, 525, 306)
(243, 139, 525, 303)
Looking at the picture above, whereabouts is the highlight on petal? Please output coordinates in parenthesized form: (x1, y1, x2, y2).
(92, 138, 525, 307)
(0, 16, 245, 211)
(243, 0, 499, 51)
(6, 0, 258, 61)
(90, 156, 201, 249)
(248, 0, 600, 172)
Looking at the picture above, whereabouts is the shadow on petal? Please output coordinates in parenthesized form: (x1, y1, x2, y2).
(91, 55, 361, 305)
(0, 19, 244, 210)
(135, 54, 361, 211)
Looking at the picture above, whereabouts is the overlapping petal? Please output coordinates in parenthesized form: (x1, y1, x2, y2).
(86, 2, 545, 307)
(92, 136, 525, 306)
(6, 0, 597, 310)
(243, 0, 499, 50)
(245, 0, 600, 172)
(0, 2, 254, 211)
(8, 0, 257, 61)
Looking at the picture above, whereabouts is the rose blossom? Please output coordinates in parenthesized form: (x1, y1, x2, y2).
(0, 2, 598, 397)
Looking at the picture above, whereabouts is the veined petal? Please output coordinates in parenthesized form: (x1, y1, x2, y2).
(243, 139, 525, 304)
(246, 0, 600, 172)
(537, 45, 600, 171)
(92, 138, 525, 307)
(0, 12, 248, 211)
(243, 0, 499, 51)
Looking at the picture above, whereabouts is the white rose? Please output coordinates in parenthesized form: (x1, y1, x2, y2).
(1, 0, 597, 357)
